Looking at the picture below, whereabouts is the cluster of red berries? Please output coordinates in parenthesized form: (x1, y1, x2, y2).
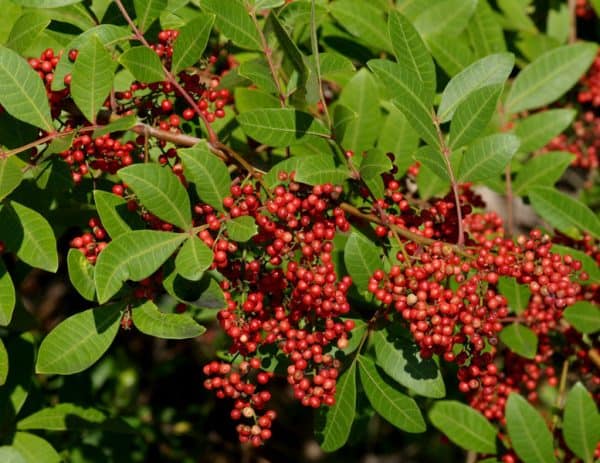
(545, 110, 600, 170)
(576, 0, 596, 20)
(27, 48, 70, 119)
(200, 174, 355, 443)
(69, 217, 108, 264)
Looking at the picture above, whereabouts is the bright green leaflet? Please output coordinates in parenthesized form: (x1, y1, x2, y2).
(171, 13, 215, 74)
(562, 383, 600, 463)
(131, 300, 206, 339)
(294, 154, 349, 186)
(358, 355, 426, 433)
(563, 302, 600, 334)
(429, 400, 497, 453)
(0, 260, 16, 326)
(200, 0, 262, 50)
(514, 109, 575, 153)
(413, 0, 476, 37)
(35, 304, 123, 375)
(0, 338, 7, 386)
(11, 432, 60, 463)
(225, 216, 258, 242)
(512, 152, 574, 195)
(498, 277, 530, 314)
(119, 164, 192, 231)
(0, 46, 53, 132)
(67, 249, 96, 301)
(5, 12, 50, 54)
(359, 148, 393, 200)
(93, 189, 144, 238)
(175, 236, 213, 281)
(0, 157, 24, 202)
(505, 393, 556, 463)
(118, 46, 165, 83)
(0, 448, 25, 463)
(499, 324, 538, 359)
(458, 134, 520, 182)
(18, 403, 107, 430)
(344, 232, 380, 292)
(133, 0, 167, 32)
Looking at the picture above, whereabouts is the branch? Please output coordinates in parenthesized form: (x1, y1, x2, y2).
(568, 0, 577, 44)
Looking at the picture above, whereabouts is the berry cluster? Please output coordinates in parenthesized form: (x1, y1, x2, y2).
(545, 110, 600, 170)
(69, 217, 108, 264)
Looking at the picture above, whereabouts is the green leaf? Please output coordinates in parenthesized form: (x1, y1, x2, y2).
(499, 323, 538, 359)
(429, 400, 497, 453)
(329, 0, 391, 53)
(388, 10, 435, 99)
(294, 155, 349, 186)
(11, 433, 60, 463)
(237, 108, 329, 147)
(134, 0, 167, 32)
(372, 329, 445, 398)
(506, 393, 556, 463)
(17, 403, 111, 430)
(377, 106, 420, 175)
(427, 34, 475, 77)
(234, 88, 280, 113)
(513, 152, 574, 195)
(438, 53, 514, 122)
(528, 187, 600, 239)
(497, 0, 537, 33)
(67, 249, 96, 301)
(457, 134, 520, 182)
(254, 0, 284, 9)
(237, 59, 279, 94)
(118, 46, 165, 84)
(0, 338, 7, 386)
(0, 334, 34, 422)
(6, 12, 50, 54)
(563, 302, 600, 334)
(506, 43, 598, 114)
(344, 231, 380, 293)
(119, 164, 192, 230)
(467, 0, 506, 58)
(93, 114, 138, 138)
(175, 236, 213, 281)
(132, 300, 205, 339)
(35, 304, 122, 375)
(368, 59, 438, 147)
(0, 157, 24, 202)
(95, 231, 185, 303)
(171, 13, 215, 74)
(0, 201, 58, 272)
(94, 190, 144, 238)
(563, 383, 600, 463)
(315, 361, 356, 452)
(0, 260, 16, 326)
(358, 355, 426, 433)
(360, 148, 392, 200)
(317, 52, 355, 82)
(332, 104, 357, 143)
(225, 216, 258, 242)
(551, 244, 600, 283)
(200, 0, 262, 50)
(415, 145, 450, 183)
(0, 46, 53, 132)
(8, 0, 81, 6)
(514, 109, 575, 153)
(0, 448, 25, 463)
(498, 277, 530, 314)
(414, 0, 477, 38)
(70, 35, 115, 123)
(337, 68, 381, 153)
(449, 84, 503, 150)
(179, 142, 231, 212)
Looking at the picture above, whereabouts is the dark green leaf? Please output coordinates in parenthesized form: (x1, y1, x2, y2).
(415, 145, 450, 182)
(67, 249, 96, 301)
(0, 201, 58, 272)
(563, 302, 600, 334)
(179, 142, 231, 212)
(294, 155, 349, 186)
(438, 53, 514, 122)
(358, 355, 426, 433)
(118, 46, 165, 83)
(512, 152, 574, 195)
(237, 59, 279, 94)
(95, 231, 186, 303)
(458, 134, 520, 182)
(35, 304, 122, 374)
(505, 393, 556, 463)
(171, 13, 215, 74)
(0, 260, 16, 327)
(134, 0, 167, 32)
(467, 0, 506, 58)
(368, 59, 438, 147)
(315, 361, 356, 451)
(225, 216, 258, 242)
(388, 10, 435, 98)
(234, 88, 280, 113)
(529, 186, 600, 239)
(70, 35, 115, 123)
(450, 84, 503, 149)
(329, 0, 391, 53)
(333, 104, 357, 143)
(0, 334, 34, 421)
(92, 114, 138, 138)
(563, 383, 600, 463)
(344, 231, 380, 292)
(200, 0, 262, 50)
(499, 324, 538, 359)
(429, 400, 497, 453)
(514, 109, 575, 153)
(175, 236, 213, 281)
(132, 300, 206, 339)
(0, 46, 53, 132)
(119, 164, 192, 230)
(17, 403, 116, 430)
(238, 108, 329, 147)
(94, 190, 144, 238)
(506, 43, 598, 114)
(0, 338, 7, 386)
(427, 34, 475, 77)
(414, 0, 477, 37)
(377, 106, 420, 175)
(0, 157, 24, 202)
(360, 148, 392, 200)
(498, 277, 530, 314)
(372, 329, 445, 398)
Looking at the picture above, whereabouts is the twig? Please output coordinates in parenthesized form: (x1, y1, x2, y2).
(113, 0, 218, 143)
(432, 113, 465, 246)
(568, 0, 577, 44)
(505, 164, 515, 237)
(550, 360, 569, 432)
